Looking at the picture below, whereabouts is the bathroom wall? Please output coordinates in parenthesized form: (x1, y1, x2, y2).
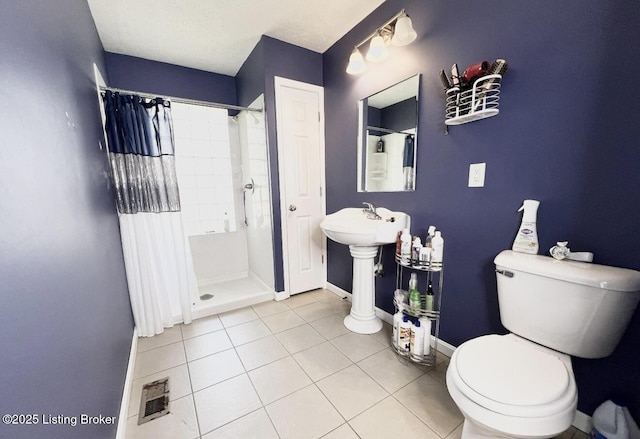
(105, 52, 237, 105)
(0, 2, 133, 438)
(323, 0, 640, 420)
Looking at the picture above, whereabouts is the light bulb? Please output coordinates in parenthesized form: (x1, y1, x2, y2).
(366, 34, 388, 62)
(391, 15, 417, 46)
(346, 47, 366, 74)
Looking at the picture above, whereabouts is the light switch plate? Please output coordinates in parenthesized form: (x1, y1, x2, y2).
(468, 162, 486, 187)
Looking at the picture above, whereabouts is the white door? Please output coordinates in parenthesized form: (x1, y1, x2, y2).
(275, 77, 325, 295)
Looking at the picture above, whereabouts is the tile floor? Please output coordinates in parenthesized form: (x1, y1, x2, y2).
(125, 288, 589, 439)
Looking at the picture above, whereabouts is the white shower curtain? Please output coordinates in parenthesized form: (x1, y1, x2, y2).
(102, 91, 194, 336)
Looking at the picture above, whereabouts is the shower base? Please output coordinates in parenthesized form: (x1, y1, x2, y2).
(191, 275, 273, 320)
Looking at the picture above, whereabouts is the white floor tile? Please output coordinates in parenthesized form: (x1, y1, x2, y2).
(252, 300, 290, 317)
(310, 314, 350, 340)
(284, 292, 319, 309)
(261, 310, 305, 333)
(330, 332, 386, 363)
(275, 324, 325, 354)
(294, 301, 336, 322)
(226, 319, 272, 346)
(368, 322, 393, 348)
(321, 423, 360, 439)
(137, 326, 183, 352)
(248, 356, 312, 404)
(201, 408, 278, 439)
(181, 315, 223, 339)
(305, 289, 342, 302)
(133, 341, 186, 380)
(188, 349, 245, 391)
(266, 385, 343, 439)
(183, 330, 233, 361)
(320, 298, 352, 317)
(393, 374, 464, 438)
(125, 394, 198, 439)
(316, 365, 388, 420)
(219, 307, 259, 328)
(293, 342, 352, 382)
(235, 335, 289, 371)
(349, 396, 440, 439)
(194, 374, 262, 435)
(357, 348, 424, 393)
(128, 364, 192, 418)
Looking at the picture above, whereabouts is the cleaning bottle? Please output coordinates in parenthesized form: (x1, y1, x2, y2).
(400, 228, 412, 264)
(425, 279, 435, 312)
(392, 309, 403, 349)
(399, 315, 412, 353)
(512, 199, 540, 254)
(419, 317, 432, 356)
(408, 273, 421, 309)
(424, 225, 436, 248)
(410, 319, 424, 358)
(431, 231, 444, 270)
(412, 236, 422, 266)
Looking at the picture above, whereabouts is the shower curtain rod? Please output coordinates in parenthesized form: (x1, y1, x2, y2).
(99, 86, 263, 113)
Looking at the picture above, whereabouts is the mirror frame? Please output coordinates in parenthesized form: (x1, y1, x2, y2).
(357, 74, 421, 192)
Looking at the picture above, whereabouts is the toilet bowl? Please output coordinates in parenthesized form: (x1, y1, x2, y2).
(446, 250, 640, 439)
(446, 334, 577, 438)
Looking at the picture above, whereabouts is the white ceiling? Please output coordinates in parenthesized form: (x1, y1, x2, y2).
(87, 0, 385, 77)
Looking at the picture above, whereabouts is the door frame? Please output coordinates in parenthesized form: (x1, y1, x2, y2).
(274, 76, 327, 298)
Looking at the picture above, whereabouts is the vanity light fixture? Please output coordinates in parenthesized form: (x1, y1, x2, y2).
(346, 9, 417, 75)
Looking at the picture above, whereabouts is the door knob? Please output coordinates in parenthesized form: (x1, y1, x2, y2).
(289, 205, 297, 211)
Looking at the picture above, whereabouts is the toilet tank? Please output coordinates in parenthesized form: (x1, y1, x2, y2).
(494, 250, 640, 358)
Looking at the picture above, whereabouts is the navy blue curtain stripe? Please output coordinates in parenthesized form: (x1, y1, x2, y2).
(102, 91, 181, 214)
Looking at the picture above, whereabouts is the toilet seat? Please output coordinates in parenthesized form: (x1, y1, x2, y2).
(448, 335, 577, 419)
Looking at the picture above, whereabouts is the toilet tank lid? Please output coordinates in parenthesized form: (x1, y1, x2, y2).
(494, 250, 640, 292)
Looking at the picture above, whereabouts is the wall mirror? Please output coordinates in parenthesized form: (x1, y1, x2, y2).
(357, 74, 420, 192)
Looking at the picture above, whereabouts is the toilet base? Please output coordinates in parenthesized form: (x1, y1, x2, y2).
(461, 419, 558, 439)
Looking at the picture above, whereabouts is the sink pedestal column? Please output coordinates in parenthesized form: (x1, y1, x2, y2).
(343, 245, 383, 334)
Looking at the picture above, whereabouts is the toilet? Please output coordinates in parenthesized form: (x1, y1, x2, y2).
(446, 250, 640, 439)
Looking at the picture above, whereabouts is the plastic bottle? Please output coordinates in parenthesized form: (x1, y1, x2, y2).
(431, 231, 444, 270)
(425, 279, 435, 311)
(400, 229, 412, 264)
(424, 225, 436, 248)
(419, 246, 431, 267)
(412, 237, 422, 266)
(419, 317, 432, 356)
(410, 319, 424, 358)
(392, 310, 403, 349)
(398, 315, 412, 353)
(408, 273, 421, 309)
(512, 199, 540, 254)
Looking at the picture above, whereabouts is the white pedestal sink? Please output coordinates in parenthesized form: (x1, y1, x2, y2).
(320, 207, 410, 334)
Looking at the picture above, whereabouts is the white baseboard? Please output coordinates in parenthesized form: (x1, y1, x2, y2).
(573, 409, 592, 433)
(324, 283, 592, 432)
(116, 327, 137, 439)
(274, 290, 290, 301)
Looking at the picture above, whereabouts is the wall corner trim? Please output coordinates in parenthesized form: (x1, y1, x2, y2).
(116, 328, 138, 439)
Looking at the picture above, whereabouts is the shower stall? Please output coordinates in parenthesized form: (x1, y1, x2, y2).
(172, 95, 274, 319)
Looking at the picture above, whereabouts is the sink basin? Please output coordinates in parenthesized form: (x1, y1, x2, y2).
(320, 207, 410, 335)
(320, 207, 410, 246)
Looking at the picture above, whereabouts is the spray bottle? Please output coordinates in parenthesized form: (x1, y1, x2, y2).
(512, 199, 540, 254)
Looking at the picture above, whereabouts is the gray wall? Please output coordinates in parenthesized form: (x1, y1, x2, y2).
(0, 2, 133, 438)
(323, 0, 640, 419)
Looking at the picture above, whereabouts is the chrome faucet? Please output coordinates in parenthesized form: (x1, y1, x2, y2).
(362, 202, 382, 220)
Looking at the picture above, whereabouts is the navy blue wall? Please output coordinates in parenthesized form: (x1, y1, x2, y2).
(105, 52, 237, 105)
(323, 0, 640, 419)
(0, 2, 133, 438)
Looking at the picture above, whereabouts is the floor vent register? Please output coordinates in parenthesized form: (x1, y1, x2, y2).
(137, 377, 170, 425)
